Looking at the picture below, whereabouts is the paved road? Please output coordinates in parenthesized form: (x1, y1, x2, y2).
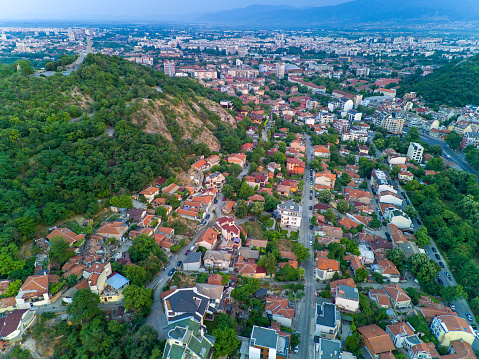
(295, 134, 316, 358)
(418, 133, 479, 181)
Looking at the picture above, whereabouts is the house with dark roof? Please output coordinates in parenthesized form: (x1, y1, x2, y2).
(162, 288, 212, 325)
(315, 300, 341, 339)
(182, 252, 202, 271)
(0, 309, 35, 341)
(314, 338, 342, 359)
(249, 325, 289, 359)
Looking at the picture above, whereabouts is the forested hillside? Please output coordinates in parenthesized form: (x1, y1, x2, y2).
(397, 54, 479, 107)
(0, 54, 240, 251)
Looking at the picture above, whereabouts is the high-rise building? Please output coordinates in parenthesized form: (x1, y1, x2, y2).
(407, 142, 424, 163)
(276, 62, 285, 79)
(164, 60, 175, 77)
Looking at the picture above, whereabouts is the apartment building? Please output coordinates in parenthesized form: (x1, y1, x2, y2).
(277, 200, 302, 230)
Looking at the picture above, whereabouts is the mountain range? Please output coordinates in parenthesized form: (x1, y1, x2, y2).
(196, 0, 479, 26)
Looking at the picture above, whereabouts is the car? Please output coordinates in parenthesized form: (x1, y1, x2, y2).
(475, 330, 479, 339)
(445, 272, 451, 279)
(471, 323, 477, 330)
(450, 303, 456, 311)
(214, 199, 218, 204)
(309, 206, 313, 210)
(205, 214, 210, 220)
(177, 261, 182, 267)
(437, 278, 443, 285)
(310, 196, 313, 200)
(309, 235, 312, 239)
(466, 312, 473, 321)
(310, 187, 313, 191)
(439, 262, 445, 268)
(385, 232, 391, 240)
(432, 247, 437, 253)
(168, 268, 175, 276)
(309, 225, 313, 230)
(382, 221, 387, 226)
(309, 240, 313, 245)
(222, 197, 226, 201)
(435, 254, 441, 260)
(200, 221, 207, 226)
(294, 345, 299, 353)
(249, 218, 255, 222)
(185, 250, 190, 255)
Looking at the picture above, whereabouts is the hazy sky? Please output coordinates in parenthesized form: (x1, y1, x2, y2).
(0, 0, 351, 20)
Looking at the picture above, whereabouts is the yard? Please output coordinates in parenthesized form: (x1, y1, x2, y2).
(241, 221, 265, 240)
(258, 214, 274, 228)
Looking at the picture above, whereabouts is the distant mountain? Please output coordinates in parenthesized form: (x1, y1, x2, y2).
(197, 0, 479, 26)
(398, 54, 479, 107)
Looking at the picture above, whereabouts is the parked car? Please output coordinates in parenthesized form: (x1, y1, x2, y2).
(439, 262, 445, 268)
(450, 303, 456, 311)
(309, 225, 313, 230)
(309, 206, 313, 210)
(294, 345, 299, 353)
(200, 221, 207, 226)
(445, 272, 451, 279)
(185, 250, 190, 255)
(435, 254, 441, 260)
(205, 214, 210, 220)
(466, 312, 473, 321)
(432, 247, 437, 252)
(310, 196, 312, 200)
(437, 278, 443, 285)
(309, 240, 313, 246)
(214, 198, 218, 204)
(168, 268, 175, 276)
(385, 232, 391, 240)
(249, 218, 255, 222)
(177, 260, 182, 267)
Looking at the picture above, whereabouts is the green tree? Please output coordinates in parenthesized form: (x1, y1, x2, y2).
(109, 194, 133, 208)
(323, 208, 336, 223)
(49, 236, 73, 266)
(258, 253, 277, 275)
(293, 242, 310, 262)
(354, 268, 369, 283)
(318, 190, 331, 203)
(212, 315, 240, 358)
(235, 200, 248, 218)
(429, 145, 443, 157)
(390, 165, 401, 179)
(445, 131, 462, 150)
(405, 287, 421, 305)
(125, 265, 151, 286)
(404, 205, 418, 219)
(440, 285, 468, 303)
(0, 279, 22, 298)
(386, 247, 405, 266)
(336, 200, 350, 213)
(129, 235, 161, 263)
(249, 202, 264, 217)
(67, 288, 102, 324)
(414, 226, 431, 247)
(426, 158, 444, 171)
(122, 285, 154, 317)
(264, 195, 280, 211)
(310, 216, 318, 227)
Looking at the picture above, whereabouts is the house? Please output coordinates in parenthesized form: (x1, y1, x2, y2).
(102, 273, 130, 302)
(16, 275, 50, 308)
(195, 283, 224, 309)
(267, 162, 281, 173)
(385, 209, 412, 231)
(315, 171, 336, 190)
(190, 158, 209, 172)
(238, 248, 260, 261)
(369, 288, 391, 309)
(83, 262, 112, 295)
(205, 172, 226, 190)
(139, 187, 160, 202)
(357, 324, 396, 358)
(215, 217, 243, 251)
(383, 284, 411, 309)
(0, 309, 36, 341)
(358, 145, 369, 155)
(195, 228, 219, 250)
(442, 339, 476, 359)
(386, 322, 415, 348)
(0, 298, 16, 314)
(227, 153, 247, 168)
(47, 227, 85, 246)
(96, 221, 128, 241)
(234, 261, 267, 278)
(334, 284, 359, 312)
(315, 301, 341, 339)
(249, 325, 289, 359)
(162, 287, 212, 325)
(407, 142, 424, 163)
(286, 158, 305, 175)
(265, 296, 295, 328)
(408, 340, 440, 359)
(162, 183, 180, 195)
(277, 201, 302, 230)
(377, 260, 401, 283)
(222, 200, 236, 215)
(163, 317, 214, 359)
(315, 145, 331, 158)
(344, 188, 371, 204)
(378, 190, 403, 206)
(158, 226, 175, 237)
(430, 315, 475, 346)
(316, 256, 340, 281)
(242, 142, 254, 152)
(182, 252, 202, 271)
(315, 338, 342, 359)
(203, 250, 232, 270)
(245, 238, 268, 249)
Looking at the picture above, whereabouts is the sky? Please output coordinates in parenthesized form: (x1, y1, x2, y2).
(0, 0, 351, 20)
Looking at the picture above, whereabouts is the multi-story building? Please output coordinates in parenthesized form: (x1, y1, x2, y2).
(315, 301, 341, 339)
(333, 119, 350, 134)
(249, 325, 289, 359)
(407, 142, 424, 163)
(276, 62, 285, 79)
(380, 114, 404, 134)
(164, 60, 175, 77)
(430, 315, 475, 347)
(277, 200, 302, 230)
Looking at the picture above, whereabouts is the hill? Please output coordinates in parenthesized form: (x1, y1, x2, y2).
(197, 0, 479, 26)
(397, 54, 479, 107)
(0, 54, 242, 255)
